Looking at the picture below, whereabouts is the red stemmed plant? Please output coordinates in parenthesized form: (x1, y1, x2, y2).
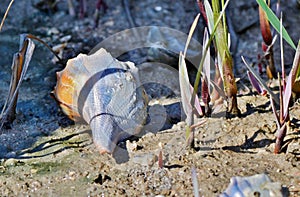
(259, 0, 277, 79)
(243, 30, 300, 154)
(271, 40, 300, 153)
(244, 0, 300, 153)
(179, 0, 232, 148)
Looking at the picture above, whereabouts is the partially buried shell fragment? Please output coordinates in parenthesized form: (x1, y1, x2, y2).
(220, 174, 283, 197)
(53, 48, 148, 154)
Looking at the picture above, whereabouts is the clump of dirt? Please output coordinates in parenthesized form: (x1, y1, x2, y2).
(0, 0, 299, 196)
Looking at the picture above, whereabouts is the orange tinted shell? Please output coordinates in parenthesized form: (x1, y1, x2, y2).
(53, 69, 81, 121)
(52, 48, 148, 154)
(52, 48, 137, 122)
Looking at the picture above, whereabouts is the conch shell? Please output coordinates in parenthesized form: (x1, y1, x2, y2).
(53, 48, 148, 154)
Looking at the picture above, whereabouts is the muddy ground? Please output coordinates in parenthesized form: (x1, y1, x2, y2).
(0, 0, 299, 196)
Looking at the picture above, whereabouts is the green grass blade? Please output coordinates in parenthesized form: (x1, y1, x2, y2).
(256, 0, 296, 50)
(192, 0, 230, 98)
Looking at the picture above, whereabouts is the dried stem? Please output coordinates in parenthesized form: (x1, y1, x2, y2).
(0, 0, 15, 32)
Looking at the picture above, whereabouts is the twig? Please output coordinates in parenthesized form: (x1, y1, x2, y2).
(0, 0, 15, 32)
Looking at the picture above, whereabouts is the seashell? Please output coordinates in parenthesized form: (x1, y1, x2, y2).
(53, 48, 148, 154)
(219, 174, 283, 197)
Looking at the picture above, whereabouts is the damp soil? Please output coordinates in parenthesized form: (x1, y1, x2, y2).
(0, 0, 300, 196)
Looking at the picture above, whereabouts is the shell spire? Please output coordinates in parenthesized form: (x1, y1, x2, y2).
(53, 48, 148, 154)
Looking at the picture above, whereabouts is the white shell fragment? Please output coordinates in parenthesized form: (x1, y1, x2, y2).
(219, 174, 283, 197)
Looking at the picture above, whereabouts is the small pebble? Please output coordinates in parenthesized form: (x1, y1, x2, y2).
(132, 153, 157, 166)
(126, 140, 138, 152)
(30, 169, 38, 174)
(154, 6, 162, 12)
(6, 152, 16, 158)
(31, 181, 42, 189)
(59, 35, 72, 43)
(0, 166, 5, 173)
(47, 27, 59, 35)
(4, 158, 18, 167)
(104, 20, 114, 27)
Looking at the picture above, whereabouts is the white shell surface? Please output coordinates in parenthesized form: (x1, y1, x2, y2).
(54, 48, 148, 153)
(219, 174, 283, 197)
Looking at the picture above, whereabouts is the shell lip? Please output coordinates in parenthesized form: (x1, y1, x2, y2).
(50, 90, 83, 122)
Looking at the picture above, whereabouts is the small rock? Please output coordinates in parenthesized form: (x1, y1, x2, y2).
(104, 20, 114, 27)
(132, 153, 157, 166)
(154, 6, 162, 12)
(6, 152, 16, 158)
(4, 158, 18, 167)
(286, 141, 300, 154)
(47, 27, 60, 35)
(126, 140, 138, 152)
(59, 35, 72, 42)
(0, 166, 5, 173)
(68, 171, 76, 180)
(172, 121, 186, 130)
(31, 181, 42, 190)
(30, 169, 38, 174)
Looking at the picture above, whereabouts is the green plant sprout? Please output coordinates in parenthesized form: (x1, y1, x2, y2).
(243, 6, 300, 153)
(211, 0, 240, 117)
(258, 0, 276, 79)
(256, 0, 296, 50)
(179, 0, 234, 148)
